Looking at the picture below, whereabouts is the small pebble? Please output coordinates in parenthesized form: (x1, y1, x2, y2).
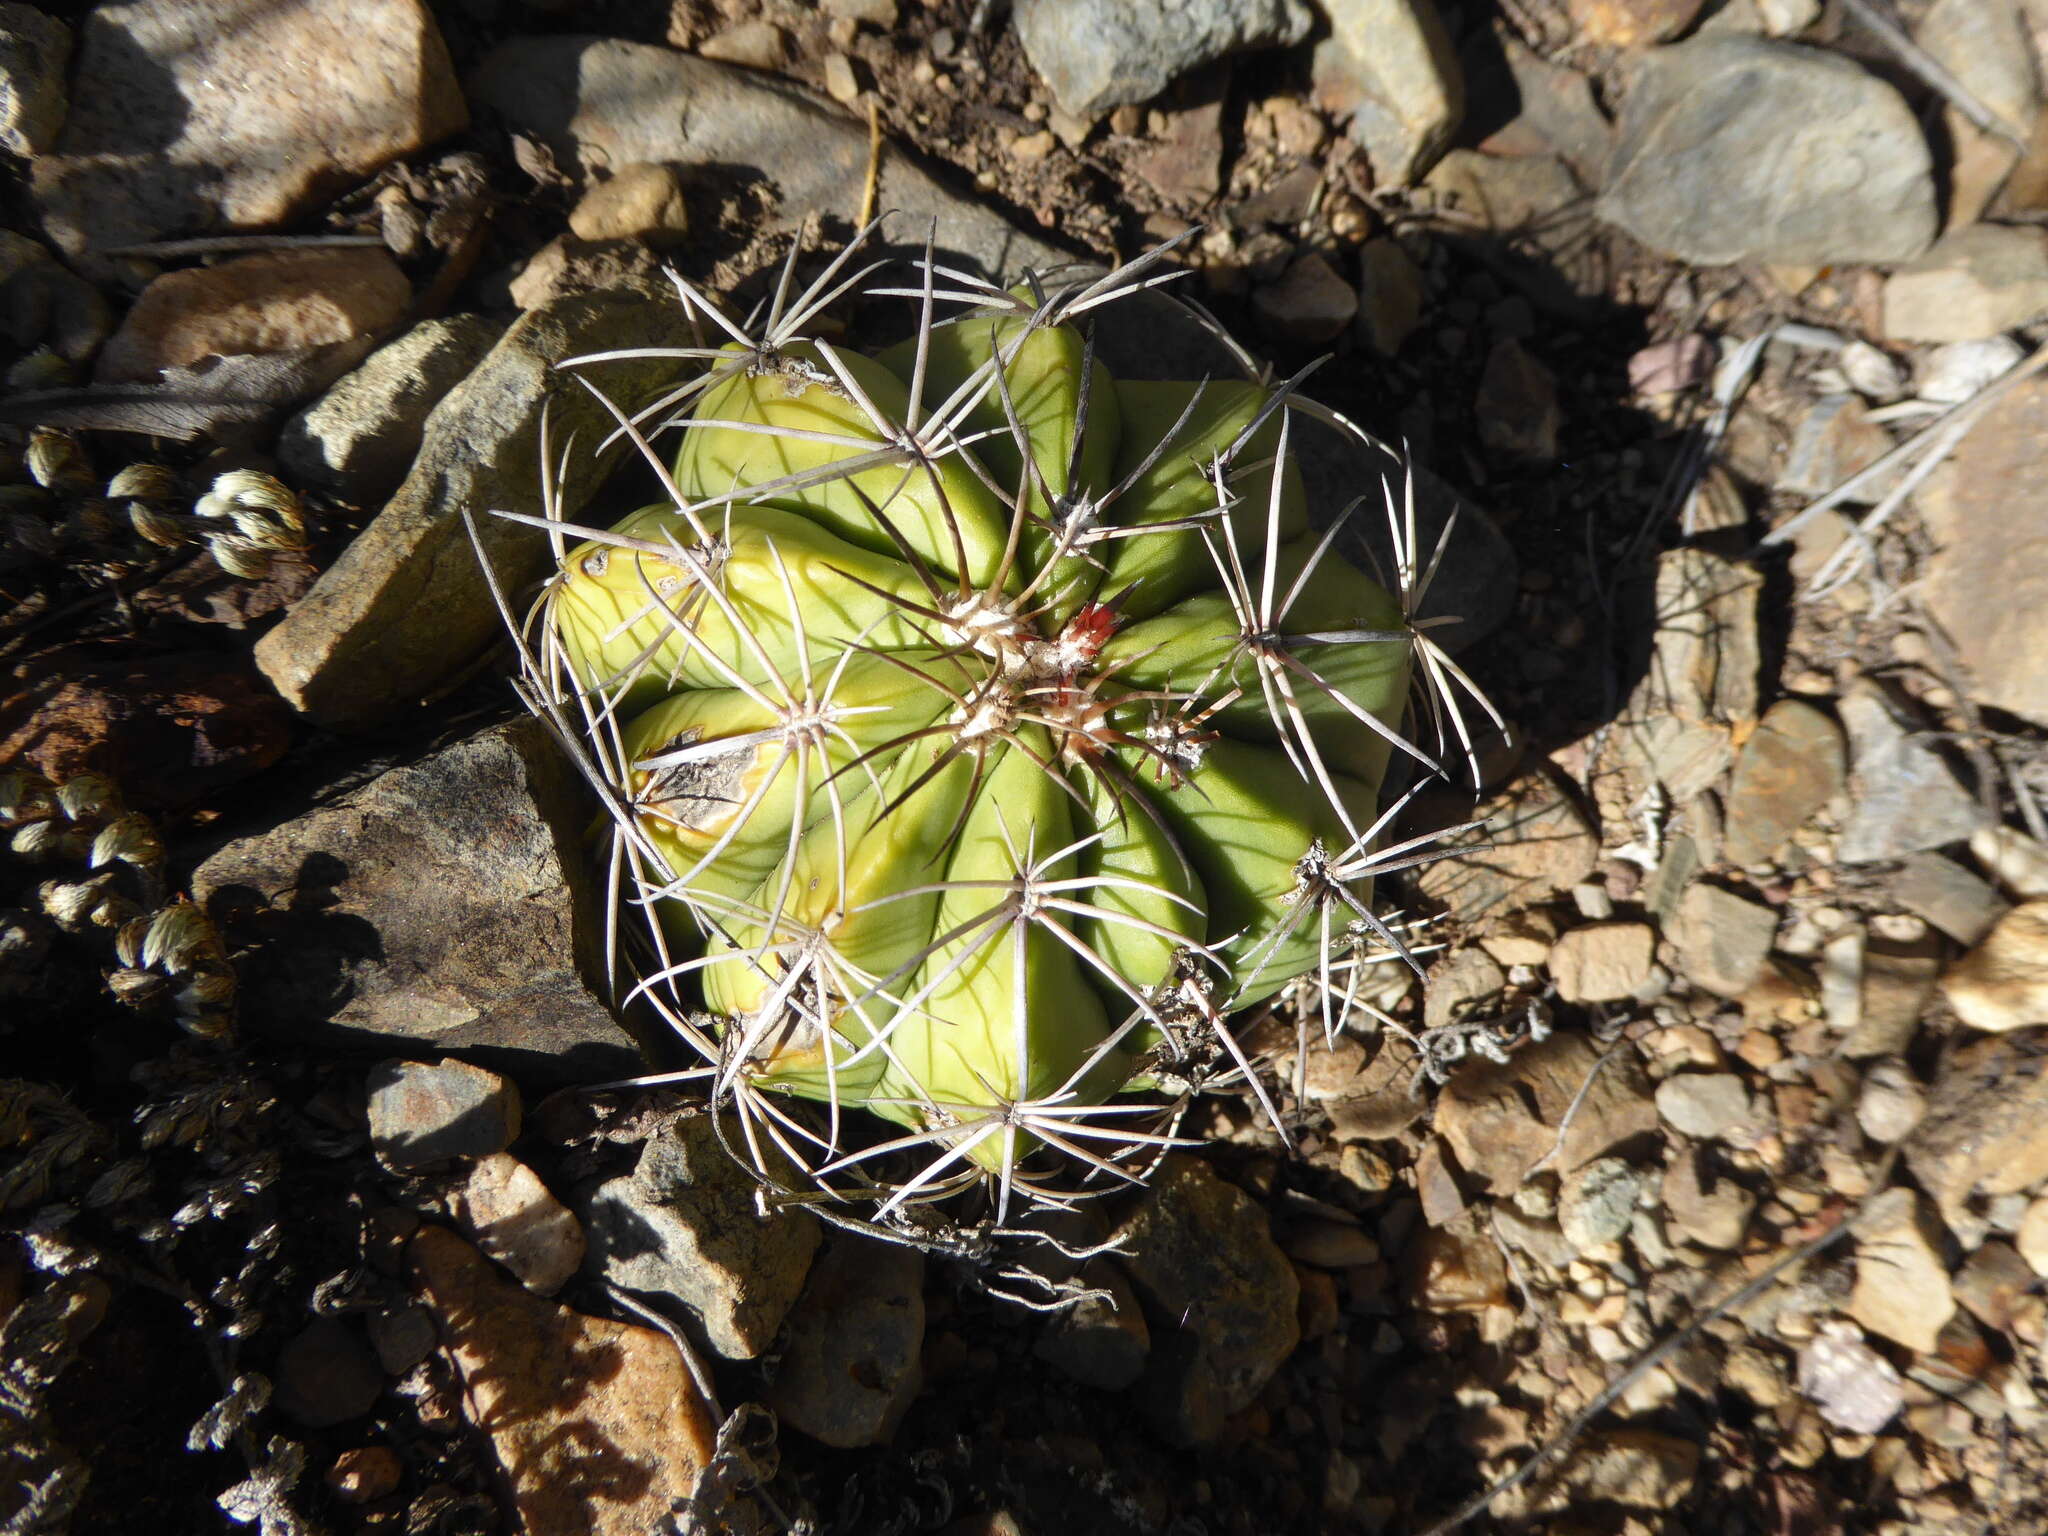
(327, 1446, 403, 1504)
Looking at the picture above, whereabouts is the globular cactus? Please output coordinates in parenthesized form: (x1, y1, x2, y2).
(493, 224, 1495, 1215)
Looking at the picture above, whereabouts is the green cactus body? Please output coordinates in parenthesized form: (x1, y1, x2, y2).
(527, 238, 1439, 1203)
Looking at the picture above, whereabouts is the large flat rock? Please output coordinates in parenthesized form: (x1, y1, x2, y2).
(33, 0, 464, 258)
(193, 719, 643, 1082)
(468, 36, 1064, 281)
(1598, 37, 1935, 266)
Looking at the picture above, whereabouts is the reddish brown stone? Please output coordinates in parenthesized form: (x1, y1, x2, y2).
(0, 648, 290, 807)
(409, 1226, 716, 1536)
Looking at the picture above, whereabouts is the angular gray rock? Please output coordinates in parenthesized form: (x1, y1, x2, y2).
(1013, 0, 1312, 119)
(368, 1058, 522, 1171)
(193, 719, 643, 1081)
(278, 314, 503, 497)
(1669, 882, 1777, 998)
(1312, 0, 1465, 186)
(1834, 685, 1988, 863)
(1115, 1155, 1299, 1445)
(0, 3, 70, 158)
(582, 1111, 820, 1360)
(1653, 1072, 1758, 1141)
(1559, 1157, 1644, 1254)
(254, 289, 690, 729)
(1598, 38, 1936, 266)
(765, 1235, 924, 1448)
(32, 0, 466, 259)
(468, 37, 1063, 282)
(1889, 852, 2009, 946)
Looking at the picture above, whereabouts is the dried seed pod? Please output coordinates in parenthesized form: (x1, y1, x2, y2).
(25, 426, 92, 493)
(140, 902, 218, 973)
(56, 773, 122, 823)
(91, 813, 165, 872)
(177, 968, 237, 1009)
(197, 468, 301, 524)
(107, 463, 179, 502)
(208, 536, 276, 580)
(39, 877, 105, 929)
(128, 503, 191, 549)
(108, 966, 172, 1009)
(0, 770, 55, 823)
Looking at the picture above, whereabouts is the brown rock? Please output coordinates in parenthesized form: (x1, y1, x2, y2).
(326, 1446, 402, 1504)
(2018, 1194, 2048, 1276)
(1849, 1187, 1955, 1353)
(1251, 251, 1358, 346)
(1475, 336, 1563, 462)
(1434, 1030, 1659, 1194)
(766, 1235, 924, 1448)
(444, 1152, 585, 1295)
(1568, 0, 1705, 47)
(1314, 1032, 1429, 1141)
(1662, 1145, 1754, 1250)
(0, 648, 289, 809)
(1720, 699, 1846, 866)
(1952, 1240, 2037, 1331)
(1416, 774, 1600, 920)
(1945, 899, 2048, 1032)
(276, 1317, 383, 1428)
(1547, 922, 1657, 1003)
(1408, 1218, 1509, 1313)
(410, 1226, 715, 1535)
(1117, 1155, 1299, 1445)
(1560, 1429, 1699, 1511)
(697, 19, 785, 69)
(1354, 236, 1426, 356)
(507, 235, 665, 310)
(568, 162, 691, 247)
(1905, 1033, 2048, 1235)
(1628, 547, 1763, 729)
(95, 248, 411, 383)
(1426, 150, 1583, 235)
(1034, 1258, 1149, 1392)
(1132, 93, 1226, 205)
(1883, 225, 2048, 344)
(366, 1058, 521, 1171)
(32, 0, 466, 258)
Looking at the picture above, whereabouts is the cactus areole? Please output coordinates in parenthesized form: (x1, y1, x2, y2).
(509, 225, 1477, 1213)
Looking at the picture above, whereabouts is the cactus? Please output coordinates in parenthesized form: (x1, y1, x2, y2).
(489, 224, 1497, 1215)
